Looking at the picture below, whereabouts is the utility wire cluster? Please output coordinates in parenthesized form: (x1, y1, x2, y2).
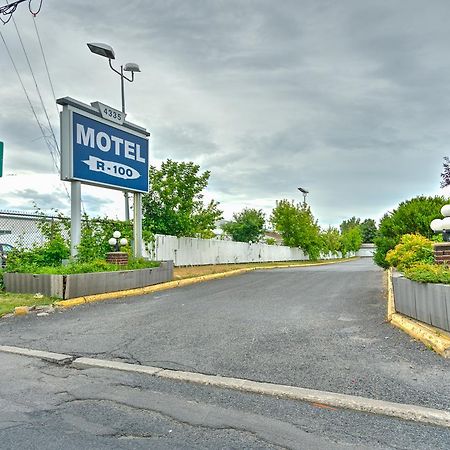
(0, 0, 79, 208)
(0, 0, 42, 24)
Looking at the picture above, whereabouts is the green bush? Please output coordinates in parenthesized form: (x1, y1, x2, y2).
(222, 208, 265, 243)
(4, 209, 158, 274)
(374, 195, 447, 268)
(385, 234, 434, 270)
(76, 216, 133, 263)
(403, 263, 450, 284)
(6, 236, 70, 273)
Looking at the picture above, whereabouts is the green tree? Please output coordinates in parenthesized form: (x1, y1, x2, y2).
(340, 216, 361, 234)
(142, 160, 222, 238)
(339, 226, 363, 257)
(360, 218, 377, 243)
(222, 208, 265, 243)
(270, 200, 322, 259)
(321, 227, 341, 256)
(374, 196, 447, 268)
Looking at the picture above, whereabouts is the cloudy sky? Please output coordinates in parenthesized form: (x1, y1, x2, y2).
(1, 0, 450, 227)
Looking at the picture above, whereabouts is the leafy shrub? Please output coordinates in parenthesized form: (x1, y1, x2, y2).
(0, 270, 4, 291)
(403, 263, 450, 284)
(385, 234, 434, 270)
(6, 236, 70, 273)
(374, 195, 447, 268)
(3, 207, 160, 277)
(223, 208, 265, 243)
(76, 215, 133, 263)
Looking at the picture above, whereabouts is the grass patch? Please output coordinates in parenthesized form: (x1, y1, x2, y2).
(0, 292, 54, 317)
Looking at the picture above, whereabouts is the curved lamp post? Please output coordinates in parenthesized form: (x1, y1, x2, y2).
(298, 187, 309, 206)
(87, 42, 141, 222)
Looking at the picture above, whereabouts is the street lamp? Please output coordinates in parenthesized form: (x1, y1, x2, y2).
(430, 205, 450, 242)
(87, 42, 141, 221)
(108, 230, 128, 252)
(298, 187, 309, 206)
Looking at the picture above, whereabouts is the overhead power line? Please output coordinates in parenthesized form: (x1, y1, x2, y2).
(1, 1, 87, 212)
(0, 26, 70, 204)
(33, 14, 59, 118)
(0, 29, 59, 172)
(0, 0, 42, 24)
(12, 15, 60, 157)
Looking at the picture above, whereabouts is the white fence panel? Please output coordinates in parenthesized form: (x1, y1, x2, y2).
(356, 243, 376, 258)
(146, 234, 350, 266)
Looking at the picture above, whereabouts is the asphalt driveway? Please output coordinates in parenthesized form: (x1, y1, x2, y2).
(0, 258, 448, 410)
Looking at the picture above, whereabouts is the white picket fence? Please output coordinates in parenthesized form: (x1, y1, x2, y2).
(145, 234, 351, 266)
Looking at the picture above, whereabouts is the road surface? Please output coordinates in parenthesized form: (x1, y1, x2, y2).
(0, 258, 448, 448)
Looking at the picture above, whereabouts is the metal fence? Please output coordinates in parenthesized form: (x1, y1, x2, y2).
(0, 210, 127, 249)
(0, 210, 70, 249)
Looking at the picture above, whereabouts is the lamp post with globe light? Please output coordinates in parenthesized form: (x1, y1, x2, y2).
(106, 230, 129, 266)
(430, 205, 450, 264)
(430, 205, 450, 242)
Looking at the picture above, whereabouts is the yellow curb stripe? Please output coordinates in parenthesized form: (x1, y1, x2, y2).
(390, 313, 450, 358)
(54, 268, 256, 308)
(54, 258, 356, 309)
(387, 269, 450, 358)
(386, 268, 395, 321)
(14, 306, 29, 316)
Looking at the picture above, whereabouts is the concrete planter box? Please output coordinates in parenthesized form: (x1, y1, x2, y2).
(391, 271, 450, 332)
(4, 261, 173, 300)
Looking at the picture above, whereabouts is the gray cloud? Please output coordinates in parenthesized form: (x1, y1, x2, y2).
(1, 0, 449, 226)
(5, 188, 69, 211)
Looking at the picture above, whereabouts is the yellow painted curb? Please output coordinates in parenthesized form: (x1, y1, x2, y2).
(54, 258, 356, 309)
(386, 268, 395, 321)
(14, 306, 29, 316)
(386, 268, 450, 358)
(390, 313, 450, 358)
(54, 268, 255, 308)
(386, 268, 450, 357)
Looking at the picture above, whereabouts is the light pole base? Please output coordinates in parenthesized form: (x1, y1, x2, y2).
(433, 243, 450, 265)
(106, 252, 129, 266)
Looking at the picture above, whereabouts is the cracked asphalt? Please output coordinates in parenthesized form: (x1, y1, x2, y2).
(1, 352, 449, 450)
(0, 258, 449, 448)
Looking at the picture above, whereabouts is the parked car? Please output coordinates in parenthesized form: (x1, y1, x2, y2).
(0, 243, 13, 268)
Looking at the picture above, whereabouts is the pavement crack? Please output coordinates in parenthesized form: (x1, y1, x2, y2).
(60, 397, 302, 449)
(147, 360, 200, 372)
